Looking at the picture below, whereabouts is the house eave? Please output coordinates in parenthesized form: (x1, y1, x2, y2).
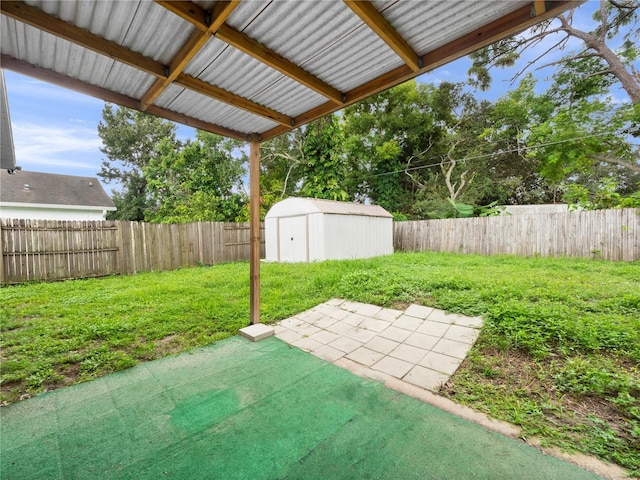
(0, 201, 117, 211)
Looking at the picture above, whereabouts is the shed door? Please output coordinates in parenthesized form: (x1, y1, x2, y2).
(278, 215, 308, 262)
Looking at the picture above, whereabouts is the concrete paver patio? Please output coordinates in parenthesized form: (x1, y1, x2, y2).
(275, 299, 482, 391)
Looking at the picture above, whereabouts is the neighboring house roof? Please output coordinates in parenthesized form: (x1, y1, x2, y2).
(266, 197, 392, 219)
(0, 170, 115, 210)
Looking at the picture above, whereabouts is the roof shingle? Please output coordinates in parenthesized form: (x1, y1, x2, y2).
(0, 170, 115, 208)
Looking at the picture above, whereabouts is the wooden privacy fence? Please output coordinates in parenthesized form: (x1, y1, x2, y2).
(2, 209, 637, 284)
(394, 208, 639, 261)
(0, 220, 265, 284)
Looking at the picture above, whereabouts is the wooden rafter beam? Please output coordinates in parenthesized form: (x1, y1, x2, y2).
(1, 55, 247, 141)
(260, 0, 581, 141)
(155, 0, 209, 32)
(216, 25, 344, 105)
(344, 0, 421, 71)
(155, 0, 345, 105)
(0, 1, 166, 78)
(533, 0, 547, 16)
(140, 1, 239, 110)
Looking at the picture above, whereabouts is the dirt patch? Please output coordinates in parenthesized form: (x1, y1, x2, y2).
(390, 301, 412, 311)
(154, 334, 184, 356)
(458, 348, 630, 419)
(447, 347, 557, 396)
(61, 363, 81, 385)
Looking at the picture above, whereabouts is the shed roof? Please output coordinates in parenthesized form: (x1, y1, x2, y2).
(0, 0, 579, 142)
(0, 170, 116, 209)
(266, 197, 392, 218)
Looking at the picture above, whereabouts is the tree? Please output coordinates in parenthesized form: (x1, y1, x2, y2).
(97, 105, 178, 220)
(479, 71, 639, 206)
(467, 1, 640, 203)
(258, 115, 350, 213)
(477, 74, 560, 203)
(144, 131, 247, 223)
(343, 80, 454, 214)
(298, 115, 349, 201)
(468, 1, 640, 103)
(259, 131, 305, 213)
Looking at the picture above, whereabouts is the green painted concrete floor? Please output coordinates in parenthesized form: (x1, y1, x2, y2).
(1, 336, 602, 480)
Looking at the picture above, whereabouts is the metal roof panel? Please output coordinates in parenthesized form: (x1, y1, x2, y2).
(266, 197, 393, 218)
(1, 18, 156, 98)
(187, 40, 285, 99)
(223, 0, 274, 32)
(155, 84, 278, 134)
(186, 37, 325, 118)
(26, 0, 195, 65)
(249, 77, 327, 119)
(304, 24, 404, 93)
(238, 1, 359, 74)
(155, 83, 237, 119)
(218, 109, 279, 134)
(375, 0, 530, 55)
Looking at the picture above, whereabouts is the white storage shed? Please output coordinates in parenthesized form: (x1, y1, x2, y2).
(265, 197, 393, 262)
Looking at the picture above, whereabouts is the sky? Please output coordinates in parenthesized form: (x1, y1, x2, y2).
(2, 2, 634, 194)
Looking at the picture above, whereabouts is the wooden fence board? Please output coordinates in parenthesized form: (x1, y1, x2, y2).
(393, 208, 639, 261)
(1, 220, 267, 284)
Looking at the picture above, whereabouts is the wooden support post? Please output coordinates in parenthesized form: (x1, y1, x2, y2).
(249, 135, 261, 324)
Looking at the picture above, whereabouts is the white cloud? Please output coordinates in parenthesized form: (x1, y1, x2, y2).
(7, 77, 103, 106)
(11, 122, 102, 171)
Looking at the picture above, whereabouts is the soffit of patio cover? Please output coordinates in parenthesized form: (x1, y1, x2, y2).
(0, 0, 580, 142)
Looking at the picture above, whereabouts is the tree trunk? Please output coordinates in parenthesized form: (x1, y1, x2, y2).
(590, 154, 640, 173)
(558, 10, 640, 104)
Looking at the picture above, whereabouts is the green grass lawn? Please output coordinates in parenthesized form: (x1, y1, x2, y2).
(1, 252, 639, 474)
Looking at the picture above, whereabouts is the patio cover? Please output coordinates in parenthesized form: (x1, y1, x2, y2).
(0, 0, 579, 323)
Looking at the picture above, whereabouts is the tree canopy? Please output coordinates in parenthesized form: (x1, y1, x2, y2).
(97, 104, 178, 221)
(98, 106, 246, 222)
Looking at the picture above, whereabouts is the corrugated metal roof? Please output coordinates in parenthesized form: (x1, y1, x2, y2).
(156, 83, 235, 119)
(241, 1, 359, 72)
(0, 0, 578, 141)
(190, 41, 289, 99)
(250, 78, 327, 119)
(306, 24, 404, 93)
(224, 0, 272, 32)
(378, 1, 530, 55)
